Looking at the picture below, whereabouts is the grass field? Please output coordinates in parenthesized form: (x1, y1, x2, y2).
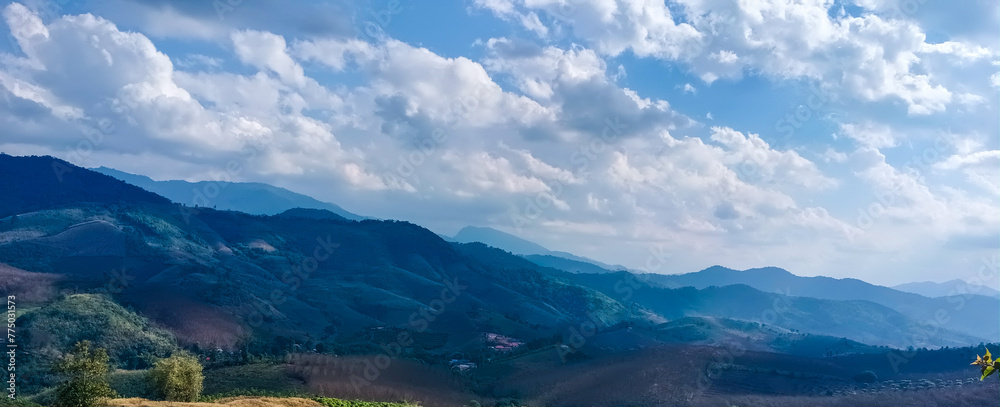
(202, 363, 310, 396)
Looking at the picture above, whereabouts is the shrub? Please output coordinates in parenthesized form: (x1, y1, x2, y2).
(0, 399, 44, 407)
(52, 341, 117, 407)
(148, 353, 204, 402)
(108, 369, 155, 399)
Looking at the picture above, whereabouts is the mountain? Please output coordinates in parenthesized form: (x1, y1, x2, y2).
(4, 154, 992, 399)
(451, 226, 630, 273)
(275, 208, 348, 222)
(557, 271, 985, 348)
(641, 266, 1000, 342)
(641, 316, 884, 358)
(3, 156, 632, 356)
(893, 279, 1000, 299)
(0, 154, 170, 218)
(452, 226, 550, 255)
(524, 254, 625, 274)
(92, 167, 364, 220)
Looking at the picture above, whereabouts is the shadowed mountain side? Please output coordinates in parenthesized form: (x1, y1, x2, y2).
(0, 154, 170, 218)
(642, 266, 1000, 341)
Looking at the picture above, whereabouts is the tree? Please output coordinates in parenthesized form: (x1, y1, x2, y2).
(53, 341, 117, 407)
(149, 353, 204, 401)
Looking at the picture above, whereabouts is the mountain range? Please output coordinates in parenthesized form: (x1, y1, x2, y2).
(893, 279, 1000, 299)
(1, 154, 994, 387)
(638, 266, 1000, 342)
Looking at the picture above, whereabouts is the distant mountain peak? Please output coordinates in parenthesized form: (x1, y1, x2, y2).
(893, 279, 1000, 299)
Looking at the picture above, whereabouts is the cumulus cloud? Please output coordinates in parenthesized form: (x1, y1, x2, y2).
(472, 0, 995, 115)
(0, 1, 996, 285)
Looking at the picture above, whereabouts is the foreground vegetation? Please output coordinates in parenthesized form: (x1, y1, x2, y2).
(18, 341, 423, 407)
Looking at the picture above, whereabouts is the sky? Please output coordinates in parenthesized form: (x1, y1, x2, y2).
(0, 0, 996, 286)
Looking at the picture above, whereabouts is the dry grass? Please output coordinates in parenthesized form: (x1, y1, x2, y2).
(104, 397, 322, 407)
(286, 354, 474, 407)
(0, 263, 60, 304)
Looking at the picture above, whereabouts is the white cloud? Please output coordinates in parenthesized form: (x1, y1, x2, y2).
(474, 0, 993, 115)
(174, 54, 222, 70)
(709, 127, 838, 190)
(292, 38, 377, 71)
(1, 2, 996, 285)
(935, 150, 1000, 171)
(821, 148, 848, 163)
(231, 30, 307, 87)
(839, 122, 898, 149)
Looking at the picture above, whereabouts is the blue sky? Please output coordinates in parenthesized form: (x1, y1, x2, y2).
(0, 0, 996, 286)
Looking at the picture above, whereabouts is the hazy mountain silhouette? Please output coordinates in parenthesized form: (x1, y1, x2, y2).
(451, 226, 631, 272)
(524, 254, 624, 274)
(642, 265, 1000, 341)
(893, 279, 1000, 299)
(558, 271, 986, 348)
(93, 167, 364, 220)
(452, 226, 550, 255)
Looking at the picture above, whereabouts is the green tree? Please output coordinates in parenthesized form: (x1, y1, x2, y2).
(148, 353, 204, 401)
(53, 341, 117, 407)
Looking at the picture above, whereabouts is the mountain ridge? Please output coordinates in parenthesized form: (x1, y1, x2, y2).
(92, 166, 364, 220)
(451, 225, 632, 273)
(893, 279, 1000, 299)
(641, 265, 1000, 342)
